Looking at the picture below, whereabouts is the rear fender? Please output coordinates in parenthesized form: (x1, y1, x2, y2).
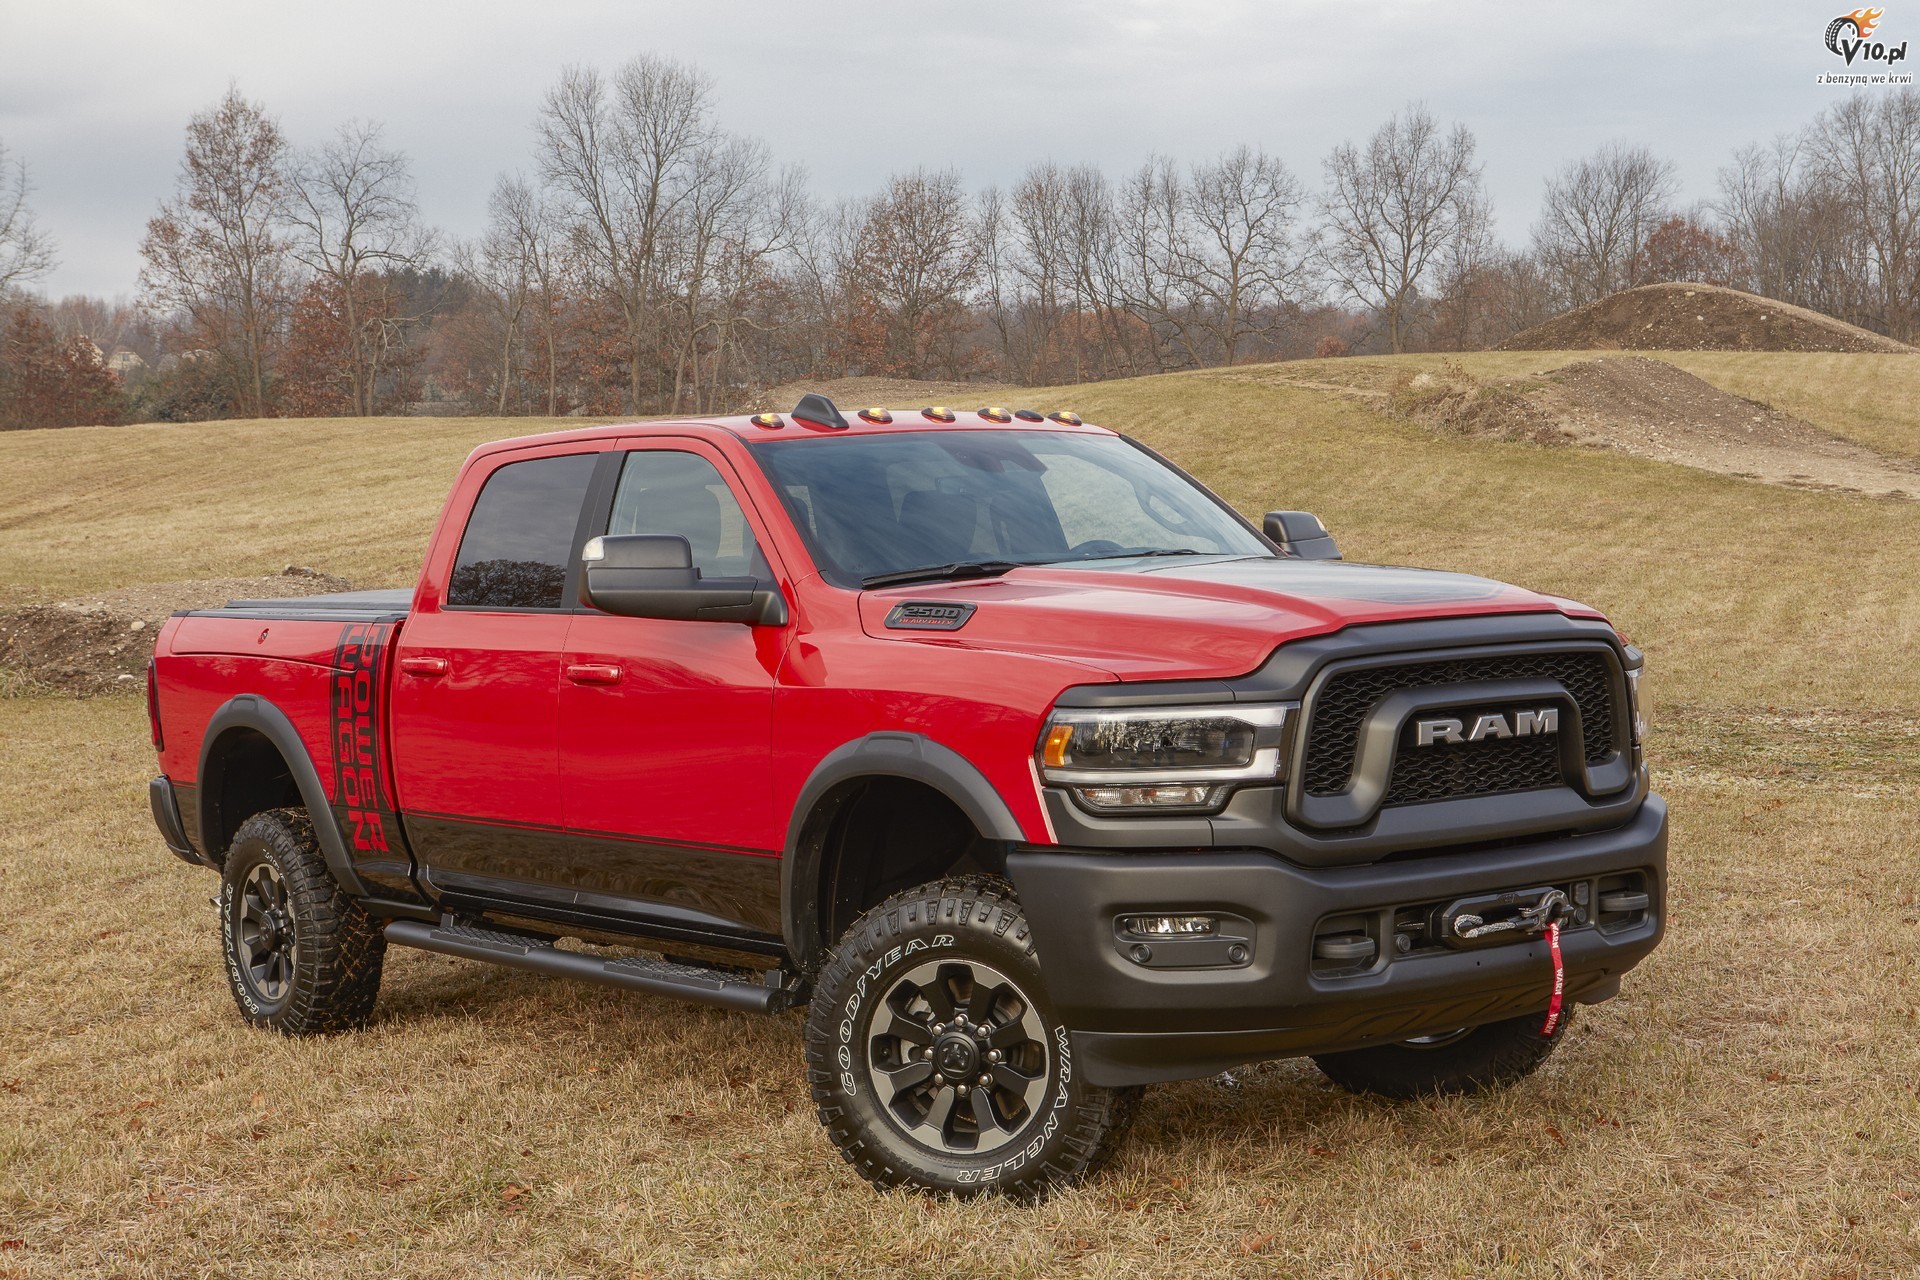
(196, 695, 368, 897)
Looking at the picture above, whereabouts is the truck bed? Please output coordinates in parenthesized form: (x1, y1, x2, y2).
(177, 588, 414, 623)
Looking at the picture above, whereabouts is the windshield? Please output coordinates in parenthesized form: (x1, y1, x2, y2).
(747, 430, 1271, 589)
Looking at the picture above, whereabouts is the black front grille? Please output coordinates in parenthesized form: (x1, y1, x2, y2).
(1302, 650, 1617, 803)
(1383, 731, 1562, 805)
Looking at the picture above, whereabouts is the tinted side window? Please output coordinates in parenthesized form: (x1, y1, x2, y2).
(607, 450, 767, 580)
(447, 452, 599, 608)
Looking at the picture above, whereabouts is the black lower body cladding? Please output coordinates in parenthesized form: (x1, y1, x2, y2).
(1005, 796, 1667, 1088)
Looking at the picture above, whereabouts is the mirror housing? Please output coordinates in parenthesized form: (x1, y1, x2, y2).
(581, 534, 788, 625)
(1263, 510, 1341, 560)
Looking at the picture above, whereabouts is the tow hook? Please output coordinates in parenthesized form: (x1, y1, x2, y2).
(1441, 887, 1573, 948)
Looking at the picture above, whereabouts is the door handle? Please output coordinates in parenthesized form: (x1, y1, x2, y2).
(399, 656, 449, 677)
(565, 663, 623, 685)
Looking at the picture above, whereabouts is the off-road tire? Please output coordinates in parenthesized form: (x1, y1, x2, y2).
(1311, 1008, 1573, 1100)
(804, 875, 1140, 1197)
(219, 807, 386, 1035)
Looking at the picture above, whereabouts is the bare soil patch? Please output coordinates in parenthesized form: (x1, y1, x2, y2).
(0, 568, 349, 696)
(1499, 282, 1915, 354)
(1539, 357, 1920, 495)
(1387, 356, 1920, 498)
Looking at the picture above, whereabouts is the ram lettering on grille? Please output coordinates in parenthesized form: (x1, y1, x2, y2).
(1303, 651, 1615, 808)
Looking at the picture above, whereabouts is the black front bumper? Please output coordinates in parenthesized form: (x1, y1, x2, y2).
(1005, 796, 1667, 1087)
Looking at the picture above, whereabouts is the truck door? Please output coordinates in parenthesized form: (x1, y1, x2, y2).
(557, 439, 788, 935)
(389, 445, 603, 895)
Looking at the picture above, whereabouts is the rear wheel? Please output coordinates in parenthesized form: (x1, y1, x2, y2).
(219, 808, 386, 1035)
(1311, 1009, 1571, 1100)
(804, 876, 1139, 1197)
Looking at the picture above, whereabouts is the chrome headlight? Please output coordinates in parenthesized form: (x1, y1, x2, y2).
(1037, 704, 1291, 814)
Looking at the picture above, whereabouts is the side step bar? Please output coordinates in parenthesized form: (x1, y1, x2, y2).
(385, 917, 794, 1014)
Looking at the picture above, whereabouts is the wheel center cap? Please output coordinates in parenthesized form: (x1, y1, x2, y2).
(934, 1034, 980, 1078)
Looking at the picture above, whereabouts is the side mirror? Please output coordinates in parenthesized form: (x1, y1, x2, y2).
(581, 534, 788, 625)
(1263, 510, 1342, 560)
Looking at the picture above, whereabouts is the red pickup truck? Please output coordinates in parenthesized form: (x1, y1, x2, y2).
(147, 394, 1664, 1195)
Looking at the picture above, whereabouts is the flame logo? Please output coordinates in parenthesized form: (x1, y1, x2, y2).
(1827, 7, 1886, 52)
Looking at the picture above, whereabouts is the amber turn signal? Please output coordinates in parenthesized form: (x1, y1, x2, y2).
(1041, 724, 1075, 769)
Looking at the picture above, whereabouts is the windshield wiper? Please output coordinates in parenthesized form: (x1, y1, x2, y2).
(1059, 547, 1210, 563)
(860, 560, 1034, 590)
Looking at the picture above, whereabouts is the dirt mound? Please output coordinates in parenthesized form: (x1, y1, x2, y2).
(1499, 283, 1915, 354)
(1539, 357, 1920, 494)
(749, 377, 1015, 416)
(1388, 356, 1920, 498)
(0, 568, 350, 696)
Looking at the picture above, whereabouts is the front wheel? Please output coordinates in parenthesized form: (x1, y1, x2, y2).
(803, 876, 1139, 1197)
(1311, 1008, 1572, 1100)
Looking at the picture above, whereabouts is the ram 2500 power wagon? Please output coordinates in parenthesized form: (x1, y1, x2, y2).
(147, 393, 1664, 1196)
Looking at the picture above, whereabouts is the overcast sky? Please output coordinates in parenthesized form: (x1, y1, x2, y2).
(0, 0, 1869, 298)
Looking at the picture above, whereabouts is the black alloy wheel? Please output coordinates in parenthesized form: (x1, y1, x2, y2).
(865, 956, 1052, 1157)
(233, 860, 296, 1007)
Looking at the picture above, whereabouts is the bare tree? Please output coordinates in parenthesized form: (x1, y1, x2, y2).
(663, 135, 797, 414)
(1531, 143, 1678, 304)
(286, 120, 432, 415)
(1181, 145, 1308, 364)
(1814, 88, 1920, 340)
(1113, 155, 1196, 367)
(989, 163, 1072, 381)
(458, 179, 536, 413)
(1316, 104, 1488, 353)
(0, 139, 57, 292)
(501, 177, 568, 414)
(838, 169, 983, 378)
(1717, 136, 1869, 325)
(537, 56, 716, 413)
(139, 88, 293, 416)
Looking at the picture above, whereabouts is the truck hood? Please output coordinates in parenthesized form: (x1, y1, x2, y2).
(857, 556, 1601, 682)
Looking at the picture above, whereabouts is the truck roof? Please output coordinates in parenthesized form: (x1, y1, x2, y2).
(467, 403, 1108, 460)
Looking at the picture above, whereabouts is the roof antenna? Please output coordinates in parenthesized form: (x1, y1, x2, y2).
(791, 393, 850, 430)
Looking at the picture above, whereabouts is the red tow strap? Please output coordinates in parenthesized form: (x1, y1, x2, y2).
(1540, 920, 1566, 1036)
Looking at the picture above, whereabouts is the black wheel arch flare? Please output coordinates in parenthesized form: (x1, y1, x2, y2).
(196, 694, 369, 898)
(781, 732, 1027, 968)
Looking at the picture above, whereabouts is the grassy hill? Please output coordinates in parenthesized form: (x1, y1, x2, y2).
(3, 355, 1919, 1276)
(7, 351, 1912, 711)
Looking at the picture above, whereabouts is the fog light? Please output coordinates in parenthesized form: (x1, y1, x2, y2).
(1122, 915, 1218, 937)
(1072, 783, 1226, 812)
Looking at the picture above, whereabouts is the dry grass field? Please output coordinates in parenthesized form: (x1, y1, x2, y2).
(3, 355, 1920, 1277)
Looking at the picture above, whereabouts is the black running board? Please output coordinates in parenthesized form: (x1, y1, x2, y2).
(385, 918, 792, 1013)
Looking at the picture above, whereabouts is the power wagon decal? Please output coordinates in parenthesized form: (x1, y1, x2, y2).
(329, 622, 400, 872)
